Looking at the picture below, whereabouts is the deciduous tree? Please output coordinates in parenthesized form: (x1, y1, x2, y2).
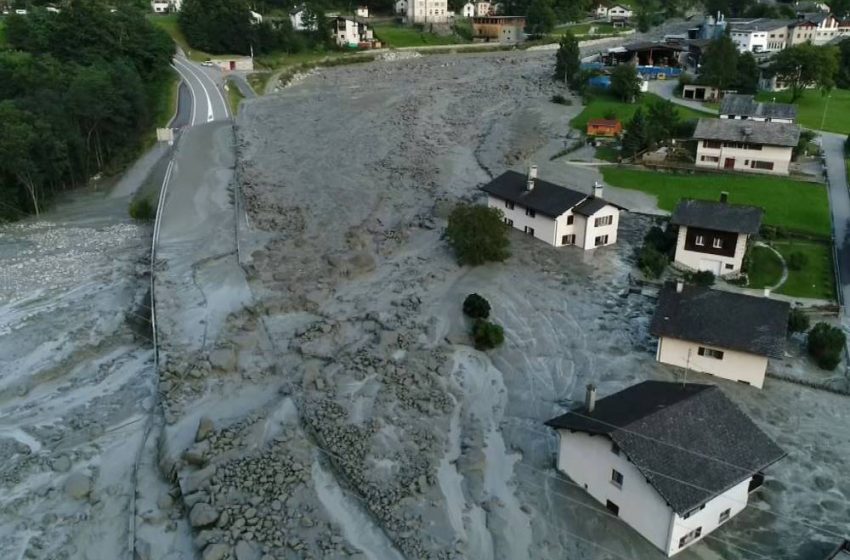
(445, 204, 511, 265)
(610, 63, 642, 103)
(768, 43, 839, 101)
(554, 31, 580, 86)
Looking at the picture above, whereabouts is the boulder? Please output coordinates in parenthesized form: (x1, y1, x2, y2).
(209, 348, 236, 372)
(51, 455, 72, 473)
(196, 416, 215, 442)
(64, 472, 91, 500)
(190, 503, 220, 528)
(235, 540, 261, 560)
(203, 543, 231, 560)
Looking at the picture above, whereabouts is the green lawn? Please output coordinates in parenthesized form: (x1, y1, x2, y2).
(372, 24, 468, 47)
(773, 240, 835, 300)
(746, 245, 784, 289)
(227, 82, 244, 115)
(571, 93, 708, 131)
(595, 144, 620, 162)
(756, 89, 850, 135)
(600, 167, 832, 237)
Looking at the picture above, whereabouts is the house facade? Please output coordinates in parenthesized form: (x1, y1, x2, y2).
(546, 382, 785, 557)
(395, 0, 408, 14)
(587, 118, 622, 137)
(406, 0, 449, 23)
(290, 6, 315, 31)
(355, 5, 369, 17)
(670, 196, 764, 276)
(475, 1, 492, 16)
(606, 4, 632, 23)
(693, 118, 799, 176)
(482, 168, 623, 250)
(682, 84, 719, 101)
(650, 283, 790, 388)
(331, 17, 374, 47)
(151, 0, 181, 12)
(462, 2, 475, 16)
(728, 19, 790, 52)
(471, 15, 526, 43)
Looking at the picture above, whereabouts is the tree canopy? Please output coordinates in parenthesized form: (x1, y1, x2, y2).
(445, 204, 511, 266)
(0, 0, 173, 219)
(554, 31, 580, 86)
(610, 63, 642, 103)
(768, 43, 840, 101)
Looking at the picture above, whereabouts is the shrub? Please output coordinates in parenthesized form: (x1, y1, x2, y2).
(463, 293, 491, 319)
(445, 204, 511, 266)
(787, 251, 808, 271)
(644, 225, 677, 256)
(550, 93, 571, 105)
(788, 307, 810, 334)
(638, 245, 668, 278)
(685, 270, 715, 287)
(472, 319, 504, 350)
(129, 197, 156, 221)
(807, 322, 846, 370)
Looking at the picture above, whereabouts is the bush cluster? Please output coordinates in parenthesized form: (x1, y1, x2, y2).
(550, 94, 572, 105)
(129, 198, 156, 221)
(787, 251, 808, 271)
(807, 322, 846, 370)
(788, 307, 810, 334)
(463, 294, 491, 319)
(462, 294, 504, 350)
(685, 270, 715, 287)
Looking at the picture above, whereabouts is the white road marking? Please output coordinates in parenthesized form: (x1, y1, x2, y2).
(174, 58, 214, 123)
(171, 63, 197, 126)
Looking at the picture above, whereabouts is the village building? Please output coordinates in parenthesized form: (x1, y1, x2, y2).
(545, 381, 786, 557)
(586, 118, 622, 137)
(474, 1, 492, 16)
(670, 195, 763, 276)
(727, 18, 791, 52)
(462, 2, 475, 16)
(826, 540, 850, 560)
(481, 168, 624, 249)
(795, 12, 843, 44)
(290, 5, 315, 31)
(692, 118, 800, 175)
(330, 16, 375, 48)
(606, 3, 632, 25)
(471, 15, 526, 43)
(650, 283, 790, 388)
(394, 0, 408, 14)
(355, 5, 369, 17)
(151, 0, 181, 12)
(681, 84, 719, 102)
(406, 0, 449, 23)
(788, 17, 819, 44)
(719, 94, 797, 123)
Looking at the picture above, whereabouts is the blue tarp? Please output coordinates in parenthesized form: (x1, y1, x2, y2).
(588, 75, 611, 90)
(637, 66, 681, 79)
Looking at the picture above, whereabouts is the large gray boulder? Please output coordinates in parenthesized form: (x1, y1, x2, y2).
(64, 472, 92, 500)
(203, 543, 231, 560)
(190, 503, 220, 528)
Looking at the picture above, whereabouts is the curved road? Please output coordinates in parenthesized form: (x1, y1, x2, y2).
(171, 55, 231, 125)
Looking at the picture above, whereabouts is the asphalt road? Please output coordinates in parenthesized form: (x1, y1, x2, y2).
(172, 56, 230, 125)
(821, 132, 850, 308)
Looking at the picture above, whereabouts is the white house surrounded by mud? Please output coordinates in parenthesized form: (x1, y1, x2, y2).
(650, 283, 790, 388)
(692, 118, 800, 176)
(546, 381, 786, 557)
(670, 195, 763, 276)
(481, 167, 624, 249)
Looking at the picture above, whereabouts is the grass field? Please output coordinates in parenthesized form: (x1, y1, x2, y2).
(571, 93, 708, 131)
(247, 72, 272, 94)
(227, 82, 245, 115)
(773, 240, 835, 300)
(372, 24, 468, 47)
(756, 89, 850, 135)
(600, 167, 832, 237)
(745, 245, 784, 289)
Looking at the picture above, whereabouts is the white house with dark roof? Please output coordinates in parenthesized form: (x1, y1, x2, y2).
(671, 195, 764, 276)
(545, 381, 785, 557)
(650, 283, 790, 388)
(720, 94, 797, 123)
(481, 167, 625, 249)
(693, 118, 800, 176)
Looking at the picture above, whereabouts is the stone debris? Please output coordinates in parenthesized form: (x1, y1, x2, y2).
(64, 472, 92, 500)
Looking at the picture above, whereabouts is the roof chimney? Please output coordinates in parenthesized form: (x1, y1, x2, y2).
(743, 126, 753, 137)
(676, 280, 684, 293)
(527, 165, 537, 191)
(593, 181, 603, 199)
(719, 191, 728, 204)
(585, 383, 597, 413)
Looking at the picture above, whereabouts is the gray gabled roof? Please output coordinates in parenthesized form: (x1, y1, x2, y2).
(727, 17, 793, 32)
(480, 171, 620, 218)
(720, 94, 797, 121)
(671, 199, 763, 234)
(650, 283, 790, 358)
(693, 118, 800, 148)
(545, 380, 786, 515)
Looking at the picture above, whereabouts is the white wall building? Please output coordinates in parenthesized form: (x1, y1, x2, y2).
(290, 5, 315, 31)
(481, 168, 624, 250)
(650, 283, 790, 388)
(693, 118, 799, 176)
(395, 0, 408, 14)
(355, 5, 369, 17)
(546, 381, 786, 557)
(670, 196, 763, 276)
(462, 2, 475, 17)
(151, 0, 181, 13)
(727, 19, 791, 52)
(406, 0, 449, 23)
(331, 17, 374, 47)
(606, 4, 632, 22)
(474, 1, 491, 16)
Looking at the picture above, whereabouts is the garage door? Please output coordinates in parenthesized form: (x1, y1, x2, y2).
(699, 259, 722, 276)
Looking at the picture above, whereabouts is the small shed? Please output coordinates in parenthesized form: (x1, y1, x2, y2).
(587, 118, 622, 137)
(683, 84, 719, 101)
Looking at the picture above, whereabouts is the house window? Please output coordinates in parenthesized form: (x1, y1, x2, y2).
(504, 218, 514, 226)
(611, 442, 620, 455)
(725, 263, 734, 270)
(752, 161, 775, 170)
(561, 234, 576, 245)
(719, 508, 731, 523)
(682, 504, 705, 519)
(697, 346, 724, 360)
(695, 235, 705, 246)
(700, 155, 719, 162)
(678, 526, 703, 548)
(605, 500, 619, 516)
(703, 140, 722, 149)
(594, 215, 613, 227)
(505, 201, 515, 210)
(611, 469, 624, 488)
(712, 238, 723, 249)
(566, 215, 574, 225)
(526, 208, 536, 217)
(594, 235, 609, 246)
(524, 226, 535, 236)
